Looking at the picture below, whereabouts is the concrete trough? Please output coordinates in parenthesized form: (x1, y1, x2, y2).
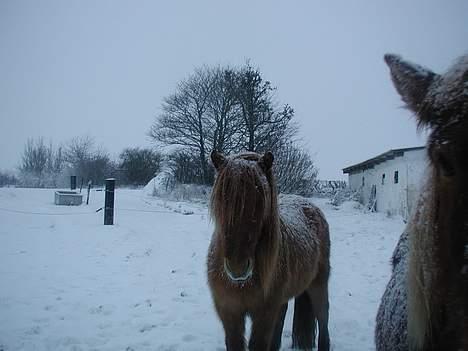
(54, 191, 83, 206)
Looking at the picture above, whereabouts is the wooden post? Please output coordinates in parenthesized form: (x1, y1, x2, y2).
(79, 178, 84, 193)
(86, 180, 92, 205)
(71, 176, 77, 190)
(104, 178, 115, 225)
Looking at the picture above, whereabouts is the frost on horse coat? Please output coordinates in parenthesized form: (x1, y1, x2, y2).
(207, 151, 330, 351)
(375, 54, 468, 350)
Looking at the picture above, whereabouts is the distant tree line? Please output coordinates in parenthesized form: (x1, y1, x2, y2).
(0, 171, 17, 187)
(149, 62, 317, 195)
(13, 136, 162, 188)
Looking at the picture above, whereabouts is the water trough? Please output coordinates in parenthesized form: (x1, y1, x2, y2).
(54, 191, 83, 206)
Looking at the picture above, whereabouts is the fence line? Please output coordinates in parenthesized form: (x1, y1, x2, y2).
(0, 206, 207, 217)
(116, 208, 207, 216)
(0, 207, 98, 216)
(0, 205, 364, 219)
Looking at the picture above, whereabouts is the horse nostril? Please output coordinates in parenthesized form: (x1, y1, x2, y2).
(245, 258, 253, 273)
(224, 258, 233, 274)
(224, 258, 253, 281)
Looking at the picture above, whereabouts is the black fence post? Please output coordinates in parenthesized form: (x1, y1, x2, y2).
(86, 180, 92, 205)
(71, 176, 77, 190)
(104, 178, 115, 225)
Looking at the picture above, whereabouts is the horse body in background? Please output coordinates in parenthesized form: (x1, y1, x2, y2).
(376, 54, 468, 350)
(207, 151, 330, 351)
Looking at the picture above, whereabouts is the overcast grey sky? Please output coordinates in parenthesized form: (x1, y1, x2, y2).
(1, 0, 467, 179)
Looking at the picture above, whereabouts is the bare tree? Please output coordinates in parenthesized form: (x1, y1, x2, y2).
(149, 61, 317, 192)
(18, 137, 65, 187)
(235, 62, 295, 152)
(167, 149, 207, 185)
(64, 135, 94, 166)
(206, 67, 243, 154)
(64, 136, 113, 185)
(20, 137, 49, 176)
(273, 141, 318, 196)
(149, 67, 213, 184)
(0, 171, 17, 187)
(119, 147, 162, 185)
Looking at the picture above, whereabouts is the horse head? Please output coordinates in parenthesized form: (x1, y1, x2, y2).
(385, 53, 468, 349)
(210, 150, 276, 283)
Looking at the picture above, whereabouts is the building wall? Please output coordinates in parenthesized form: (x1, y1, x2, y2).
(348, 149, 428, 218)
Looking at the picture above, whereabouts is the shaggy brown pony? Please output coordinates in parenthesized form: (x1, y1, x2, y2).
(207, 151, 331, 351)
(375, 54, 468, 350)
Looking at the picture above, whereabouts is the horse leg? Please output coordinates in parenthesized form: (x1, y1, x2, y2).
(215, 303, 246, 351)
(307, 283, 330, 351)
(270, 303, 288, 351)
(249, 304, 282, 351)
(292, 292, 315, 350)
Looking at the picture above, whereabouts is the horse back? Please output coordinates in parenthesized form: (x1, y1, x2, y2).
(277, 195, 331, 298)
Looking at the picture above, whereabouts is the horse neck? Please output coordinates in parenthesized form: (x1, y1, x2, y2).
(406, 169, 438, 349)
(406, 167, 466, 349)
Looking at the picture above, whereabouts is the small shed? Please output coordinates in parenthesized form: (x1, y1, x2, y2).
(343, 147, 427, 218)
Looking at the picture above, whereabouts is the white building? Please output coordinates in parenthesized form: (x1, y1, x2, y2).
(343, 147, 428, 218)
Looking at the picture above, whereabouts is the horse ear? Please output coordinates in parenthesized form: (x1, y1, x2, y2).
(259, 151, 274, 172)
(384, 54, 437, 115)
(211, 150, 226, 171)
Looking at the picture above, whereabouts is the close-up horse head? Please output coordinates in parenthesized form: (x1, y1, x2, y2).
(385, 54, 468, 207)
(376, 54, 468, 350)
(210, 151, 276, 283)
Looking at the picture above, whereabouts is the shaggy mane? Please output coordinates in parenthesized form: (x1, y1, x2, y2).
(210, 153, 274, 230)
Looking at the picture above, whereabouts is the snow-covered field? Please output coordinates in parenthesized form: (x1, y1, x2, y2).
(0, 188, 404, 351)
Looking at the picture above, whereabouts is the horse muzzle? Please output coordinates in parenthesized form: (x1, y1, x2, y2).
(224, 257, 254, 282)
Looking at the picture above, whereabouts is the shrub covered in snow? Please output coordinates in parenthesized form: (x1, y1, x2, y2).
(143, 170, 176, 197)
(167, 184, 211, 203)
(313, 180, 347, 198)
(144, 169, 211, 204)
(330, 187, 360, 206)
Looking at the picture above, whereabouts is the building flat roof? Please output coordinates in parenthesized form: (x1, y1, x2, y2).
(342, 146, 425, 174)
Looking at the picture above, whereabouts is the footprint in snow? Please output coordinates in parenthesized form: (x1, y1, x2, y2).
(89, 304, 114, 316)
(25, 325, 42, 335)
(182, 334, 196, 342)
(133, 299, 152, 308)
(139, 324, 157, 333)
(156, 345, 178, 351)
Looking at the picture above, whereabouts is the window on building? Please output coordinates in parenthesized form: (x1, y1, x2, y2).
(382, 173, 386, 185)
(362, 176, 365, 187)
(394, 171, 399, 184)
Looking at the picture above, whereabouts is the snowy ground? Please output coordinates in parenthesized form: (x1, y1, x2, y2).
(0, 188, 404, 351)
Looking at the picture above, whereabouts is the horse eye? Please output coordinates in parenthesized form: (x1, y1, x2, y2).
(437, 153, 455, 177)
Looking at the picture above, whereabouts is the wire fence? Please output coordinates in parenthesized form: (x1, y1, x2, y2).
(0, 207, 97, 216)
(0, 188, 365, 219)
(0, 204, 367, 219)
(0, 206, 207, 217)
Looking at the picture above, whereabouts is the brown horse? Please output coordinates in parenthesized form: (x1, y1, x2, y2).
(375, 54, 468, 350)
(207, 151, 331, 351)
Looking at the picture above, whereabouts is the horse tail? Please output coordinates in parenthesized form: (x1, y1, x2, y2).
(292, 291, 316, 349)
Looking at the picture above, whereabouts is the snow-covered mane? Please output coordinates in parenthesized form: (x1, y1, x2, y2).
(210, 152, 275, 235)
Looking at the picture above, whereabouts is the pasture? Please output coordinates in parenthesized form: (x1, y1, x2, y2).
(0, 187, 403, 350)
